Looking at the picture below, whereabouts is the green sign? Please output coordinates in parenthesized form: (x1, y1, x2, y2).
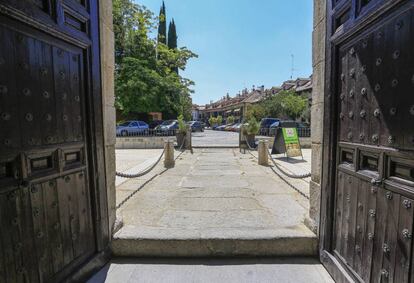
(282, 128, 302, 157)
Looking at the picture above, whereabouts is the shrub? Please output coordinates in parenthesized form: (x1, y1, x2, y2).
(216, 115, 223, 125)
(177, 114, 187, 134)
(245, 117, 260, 135)
(208, 116, 217, 126)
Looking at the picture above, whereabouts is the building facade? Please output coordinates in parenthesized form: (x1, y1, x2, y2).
(200, 78, 312, 124)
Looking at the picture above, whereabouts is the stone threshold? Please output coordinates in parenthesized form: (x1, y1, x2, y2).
(111, 225, 318, 257)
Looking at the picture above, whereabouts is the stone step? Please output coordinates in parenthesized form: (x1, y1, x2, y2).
(111, 225, 318, 257)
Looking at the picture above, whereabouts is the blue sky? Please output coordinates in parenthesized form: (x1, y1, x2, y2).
(136, 0, 313, 105)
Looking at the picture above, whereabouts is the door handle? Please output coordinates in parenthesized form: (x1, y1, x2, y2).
(371, 178, 383, 186)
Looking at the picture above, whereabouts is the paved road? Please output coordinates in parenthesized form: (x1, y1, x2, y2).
(192, 129, 239, 147)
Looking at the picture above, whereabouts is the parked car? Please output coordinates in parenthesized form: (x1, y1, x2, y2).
(116, 121, 149, 136)
(187, 121, 204, 132)
(149, 120, 164, 129)
(224, 123, 236, 131)
(269, 120, 281, 129)
(260, 118, 280, 129)
(259, 118, 280, 135)
(216, 124, 229, 131)
(230, 123, 242, 132)
(155, 120, 179, 133)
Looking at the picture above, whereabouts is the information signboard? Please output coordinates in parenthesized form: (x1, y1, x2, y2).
(282, 128, 302, 158)
(271, 127, 303, 158)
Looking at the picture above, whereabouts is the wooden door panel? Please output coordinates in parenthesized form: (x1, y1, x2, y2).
(0, 0, 107, 281)
(0, 1, 97, 281)
(0, 27, 21, 150)
(327, 3, 414, 282)
(394, 196, 413, 283)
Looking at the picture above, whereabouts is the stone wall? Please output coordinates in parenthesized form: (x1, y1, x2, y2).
(116, 137, 177, 149)
(307, 0, 327, 235)
(99, 0, 117, 237)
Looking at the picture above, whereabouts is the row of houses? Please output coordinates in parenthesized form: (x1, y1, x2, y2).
(191, 77, 313, 124)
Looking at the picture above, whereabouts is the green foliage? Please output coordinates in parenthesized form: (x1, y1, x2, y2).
(227, 115, 235, 124)
(216, 115, 223, 125)
(258, 90, 308, 120)
(168, 19, 178, 74)
(158, 1, 167, 45)
(281, 92, 308, 119)
(245, 104, 266, 121)
(208, 116, 217, 126)
(168, 19, 177, 50)
(245, 117, 260, 135)
(177, 114, 187, 134)
(113, 0, 197, 118)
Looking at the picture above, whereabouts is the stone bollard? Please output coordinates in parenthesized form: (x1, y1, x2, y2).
(258, 140, 269, 166)
(164, 140, 175, 168)
(185, 128, 193, 152)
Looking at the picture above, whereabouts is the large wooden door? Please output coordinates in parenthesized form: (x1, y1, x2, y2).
(321, 0, 414, 282)
(0, 0, 108, 282)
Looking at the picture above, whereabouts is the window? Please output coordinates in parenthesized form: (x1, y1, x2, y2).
(130, 122, 139, 127)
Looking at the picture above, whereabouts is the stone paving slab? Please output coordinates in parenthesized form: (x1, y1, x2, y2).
(191, 130, 239, 148)
(88, 258, 334, 283)
(113, 148, 316, 257)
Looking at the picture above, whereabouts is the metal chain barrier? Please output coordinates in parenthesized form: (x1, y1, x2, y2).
(116, 171, 165, 209)
(245, 139, 258, 151)
(243, 137, 310, 200)
(115, 148, 166, 178)
(116, 140, 188, 210)
(268, 164, 310, 200)
(243, 135, 311, 179)
(245, 149, 310, 200)
(267, 150, 311, 179)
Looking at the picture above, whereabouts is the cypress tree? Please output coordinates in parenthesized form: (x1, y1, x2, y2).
(168, 19, 177, 49)
(168, 19, 178, 74)
(157, 1, 167, 45)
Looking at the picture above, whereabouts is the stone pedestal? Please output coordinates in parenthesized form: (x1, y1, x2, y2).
(258, 140, 269, 166)
(164, 140, 175, 168)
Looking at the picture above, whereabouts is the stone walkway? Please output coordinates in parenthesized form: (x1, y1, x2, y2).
(115, 149, 167, 207)
(192, 130, 239, 147)
(112, 148, 317, 257)
(88, 258, 333, 283)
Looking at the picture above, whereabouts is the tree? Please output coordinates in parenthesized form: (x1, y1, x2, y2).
(168, 19, 177, 49)
(258, 90, 308, 120)
(281, 93, 308, 119)
(113, 0, 197, 119)
(245, 104, 266, 121)
(157, 1, 167, 45)
(216, 115, 223, 125)
(208, 116, 217, 126)
(227, 115, 235, 124)
(168, 19, 178, 74)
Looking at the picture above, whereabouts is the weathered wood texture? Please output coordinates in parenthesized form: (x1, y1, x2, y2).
(321, 0, 414, 282)
(0, 0, 109, 282)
